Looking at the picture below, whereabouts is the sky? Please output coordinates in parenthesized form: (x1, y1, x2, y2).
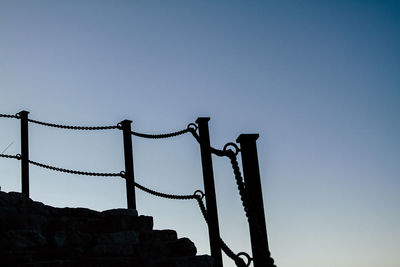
(1, 1, 399, 266)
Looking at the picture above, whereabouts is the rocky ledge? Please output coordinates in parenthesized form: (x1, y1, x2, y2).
(0, 191, 213, 266)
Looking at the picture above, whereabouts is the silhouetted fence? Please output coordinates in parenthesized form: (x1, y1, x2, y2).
(0, 111, 276, 267)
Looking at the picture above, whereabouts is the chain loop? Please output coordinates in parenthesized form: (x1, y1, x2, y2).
(236, 252, 252, 267)
(223, 142, 240, 156)
(187, 123, 198, 132)
(193, 190, 205, 200)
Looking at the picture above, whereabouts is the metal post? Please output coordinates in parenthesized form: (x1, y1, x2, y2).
(236, 134, 275, 267)
(120, 120, 136, 210)
(196, 117, 223, 267)
(19, 110, 30, 197)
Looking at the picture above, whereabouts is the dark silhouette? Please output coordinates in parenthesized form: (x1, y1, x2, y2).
(0, 111, 276, 267)
(0, 190, 213, 266)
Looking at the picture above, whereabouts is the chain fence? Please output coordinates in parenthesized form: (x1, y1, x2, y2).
(0, 113, 266, 267)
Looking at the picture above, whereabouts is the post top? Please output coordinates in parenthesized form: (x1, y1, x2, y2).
(236, 134, 259, 143)
(18, 110, 30, 115)
(120, 119, 132, 124)
(196, 117, 210, 123)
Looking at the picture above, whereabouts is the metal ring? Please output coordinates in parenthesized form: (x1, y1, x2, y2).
(187, 123, 198, 132)
(236, 252, 252, 267)
(193, 190, 205, 200)
(15, 154, 21, 160)
(116, 123, 123, 129)
(223, 142, 240, 156)
(119, 171, 126, 178)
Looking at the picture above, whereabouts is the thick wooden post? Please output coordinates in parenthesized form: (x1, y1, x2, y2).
(19, 110, 30, 197)
(120, 120, 136, 210)
(236, 134, 275, 267)
(196, 117, 223, 267)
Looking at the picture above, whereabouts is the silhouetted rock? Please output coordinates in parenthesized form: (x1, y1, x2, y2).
(0, 191, 213, 266)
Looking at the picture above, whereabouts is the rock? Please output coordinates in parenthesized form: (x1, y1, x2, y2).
(0, 191, 213, 266)
(165, 238, 197, 257)
(101, 208, 138, 217)
(0, 229, 47, 249)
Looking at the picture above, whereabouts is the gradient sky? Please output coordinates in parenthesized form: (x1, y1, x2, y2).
(1, 1, 399, 267)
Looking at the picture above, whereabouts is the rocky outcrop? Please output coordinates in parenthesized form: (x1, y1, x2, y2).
(0, 191, 213, 266)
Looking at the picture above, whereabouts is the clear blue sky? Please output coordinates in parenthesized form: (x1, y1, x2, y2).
(1, 1, 399, 267)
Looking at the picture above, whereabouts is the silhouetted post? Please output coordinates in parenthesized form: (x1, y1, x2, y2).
(236, 134, 275, 267)
(196, 117, 223, 267)
(120, 120, 136, 210)
(19, 110, 30, 197)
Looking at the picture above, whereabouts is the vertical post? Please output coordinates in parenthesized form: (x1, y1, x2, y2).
(19, 110, 30, 197)
(120, 120, 136, 210)
(236, 134, 275, 267)
(196, 117, 223, 267)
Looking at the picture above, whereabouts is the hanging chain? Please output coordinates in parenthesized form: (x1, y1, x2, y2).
(125, 175, 251, 267)
(0, 114, 18, 119)
(131, 128, 189, 139)
(26, 157, 121, 177)
(226, 150, 251, 218)
(0, 153, 20, 160)
(26, 118, 118, 130)
(194, 194, 251, 267)
(225, 150, 277, 267)
(116, 123, 197, 139)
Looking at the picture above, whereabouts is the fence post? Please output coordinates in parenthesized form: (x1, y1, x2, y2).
(236, 134, 275, 267)
(120, 120, 136, 210)
(196, 117, 223, 267)
(19, 110, 30, 197)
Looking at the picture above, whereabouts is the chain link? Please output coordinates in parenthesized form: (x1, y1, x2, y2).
(0, 114, 18, 119)
(28, 118, 118, 130)
(0, 153, 20, 160)
(28, 159, 121, 177)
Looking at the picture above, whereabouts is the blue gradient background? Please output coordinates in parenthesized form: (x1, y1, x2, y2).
(1, 1, 399, 266)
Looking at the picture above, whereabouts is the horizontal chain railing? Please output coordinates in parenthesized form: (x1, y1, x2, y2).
(27, 118, 119, 130)
(0, 112, 275, 267)
(0, 113, 18, 119)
